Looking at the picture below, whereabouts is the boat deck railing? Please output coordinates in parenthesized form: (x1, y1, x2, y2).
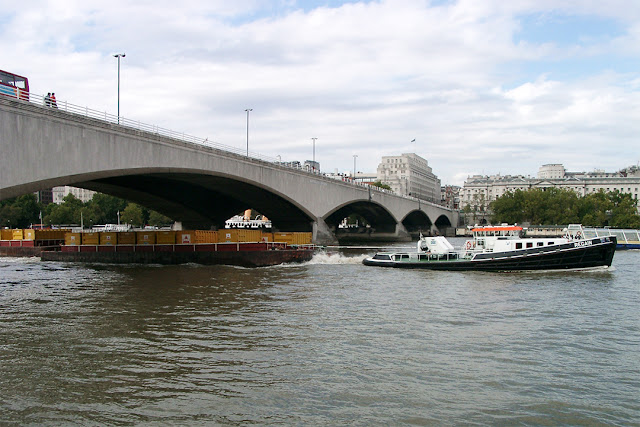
(583, 227, 640, 244)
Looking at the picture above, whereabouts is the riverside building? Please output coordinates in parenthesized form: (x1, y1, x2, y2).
(52, 186, 97, 204)
(461, 164, 640, 212)
(376, 153, 441, 203)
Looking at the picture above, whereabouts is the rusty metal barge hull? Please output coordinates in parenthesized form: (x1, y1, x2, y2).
(40, 243, 315, 267)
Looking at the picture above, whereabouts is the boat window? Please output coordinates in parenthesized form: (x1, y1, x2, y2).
(537, 242, 544, 247)
(401, 254, 409, 259)
(548, 241, 554, 245)
(526, 242, 533, 248)
(516, 243, 522, 249)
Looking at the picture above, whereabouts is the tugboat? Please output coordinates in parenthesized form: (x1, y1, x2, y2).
(362, 224, 616, 271)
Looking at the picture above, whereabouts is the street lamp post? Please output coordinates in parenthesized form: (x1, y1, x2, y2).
(245, 108, 253, 156)
(311, 137, 317, 171)
(353, 154, 358, 181)
(113, 53, 125, 124)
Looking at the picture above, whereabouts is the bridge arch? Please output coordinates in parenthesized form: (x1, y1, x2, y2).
(74, 169, 315, 231)
(324, 200, 397, 232)
(434, 214, 453, 234)
(402, 210, 433, 236)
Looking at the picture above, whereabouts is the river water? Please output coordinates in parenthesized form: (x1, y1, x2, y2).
(1, 244, 639, 425)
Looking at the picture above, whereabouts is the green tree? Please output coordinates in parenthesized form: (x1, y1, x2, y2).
(372, 180, 392, 191)
(89, 193, 128, 224)
(490, 187, 640, 227)
(0, 194, 42, 228)
(44, 194, 84, 226)
(45, 205, 77, 226)
(607, 191, 640, 228)
(148, 210, 173, 227)
(120, 203, 145, 227)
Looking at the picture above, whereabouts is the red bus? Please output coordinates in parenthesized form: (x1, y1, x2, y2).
(0, 69, 29, 101)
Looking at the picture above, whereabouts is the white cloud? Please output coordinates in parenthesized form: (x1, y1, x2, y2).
(2, 0, 639, 186)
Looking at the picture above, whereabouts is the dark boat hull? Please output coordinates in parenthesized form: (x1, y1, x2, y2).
(41, 247, 315, 267)
(363, 236, 617, 271)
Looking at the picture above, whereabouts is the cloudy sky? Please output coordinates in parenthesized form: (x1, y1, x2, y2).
(2, 0, 639, 185)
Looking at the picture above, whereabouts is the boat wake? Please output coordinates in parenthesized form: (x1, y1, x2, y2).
(304, 251, 367, 265)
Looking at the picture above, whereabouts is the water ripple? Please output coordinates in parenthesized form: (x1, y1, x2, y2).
(0, 252, 639, 424)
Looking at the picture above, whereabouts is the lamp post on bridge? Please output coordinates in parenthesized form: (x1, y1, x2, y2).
(311, 137, 317, 172)
(245, 108, 253, 157)
(113, 53, 125, 124)
(353, 154, 358, 182)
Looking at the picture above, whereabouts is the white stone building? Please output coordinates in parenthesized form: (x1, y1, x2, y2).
(376, 153, 441, 203)
(52, 186, 96, 204)
(461, 164, 640, 211)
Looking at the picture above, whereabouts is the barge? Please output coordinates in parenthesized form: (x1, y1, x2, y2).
(2, 229, 317, 267)
(363, 224, 616, 272)
(41, 242, 316, 267)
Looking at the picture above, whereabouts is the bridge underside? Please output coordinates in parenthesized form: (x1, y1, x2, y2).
(76, 172, 313, 231)
(325, 201, 397, 234)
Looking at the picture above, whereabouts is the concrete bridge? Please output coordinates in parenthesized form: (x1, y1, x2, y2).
(0, 96, 458, 244)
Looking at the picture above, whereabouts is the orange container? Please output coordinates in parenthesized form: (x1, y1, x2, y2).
(156, 231, 176, 244)
(65, 232, 82, 246)
(0, 229, 12, 240)
(82, 232, 100, 245)
(179, 230, 198, 244)
(117, 232, 136, 245)
(34, 230, 67, 240)
(237, 229, 262, 242)
(136, 231, 156, 245)
(100, 232, 118, 245)
(293, 232, 313, 245)
(220, 229, 238, 243)
(273, 232, 294, 244)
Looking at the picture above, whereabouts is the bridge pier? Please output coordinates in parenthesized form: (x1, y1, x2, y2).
(395, 223, 412, 241)
(313, 220, 339, 246)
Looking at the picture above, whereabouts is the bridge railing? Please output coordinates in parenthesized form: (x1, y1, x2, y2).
(6, 91, 451, 211)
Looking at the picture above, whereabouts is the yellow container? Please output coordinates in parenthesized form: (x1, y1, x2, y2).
(1, 229, 12, 240)
(82, 232, 100, 245)
(273, 232, 294, 244)
(23, 229, 36, 240)
(220, 229, 238, 242)
(117, 232, 136, 245)
(100, 232, 118, 245)
(260, 232, 273, 242)
(156, 230, 176, 244)
(179, 230, 198, 244)
(12, 229, 24, 240)
(65, 233, 82, 246)
(237, 229, 262, 242)
(293, 232, 312, 245)
(136, 231, 156, 245)
(34, 230, 67, 240)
